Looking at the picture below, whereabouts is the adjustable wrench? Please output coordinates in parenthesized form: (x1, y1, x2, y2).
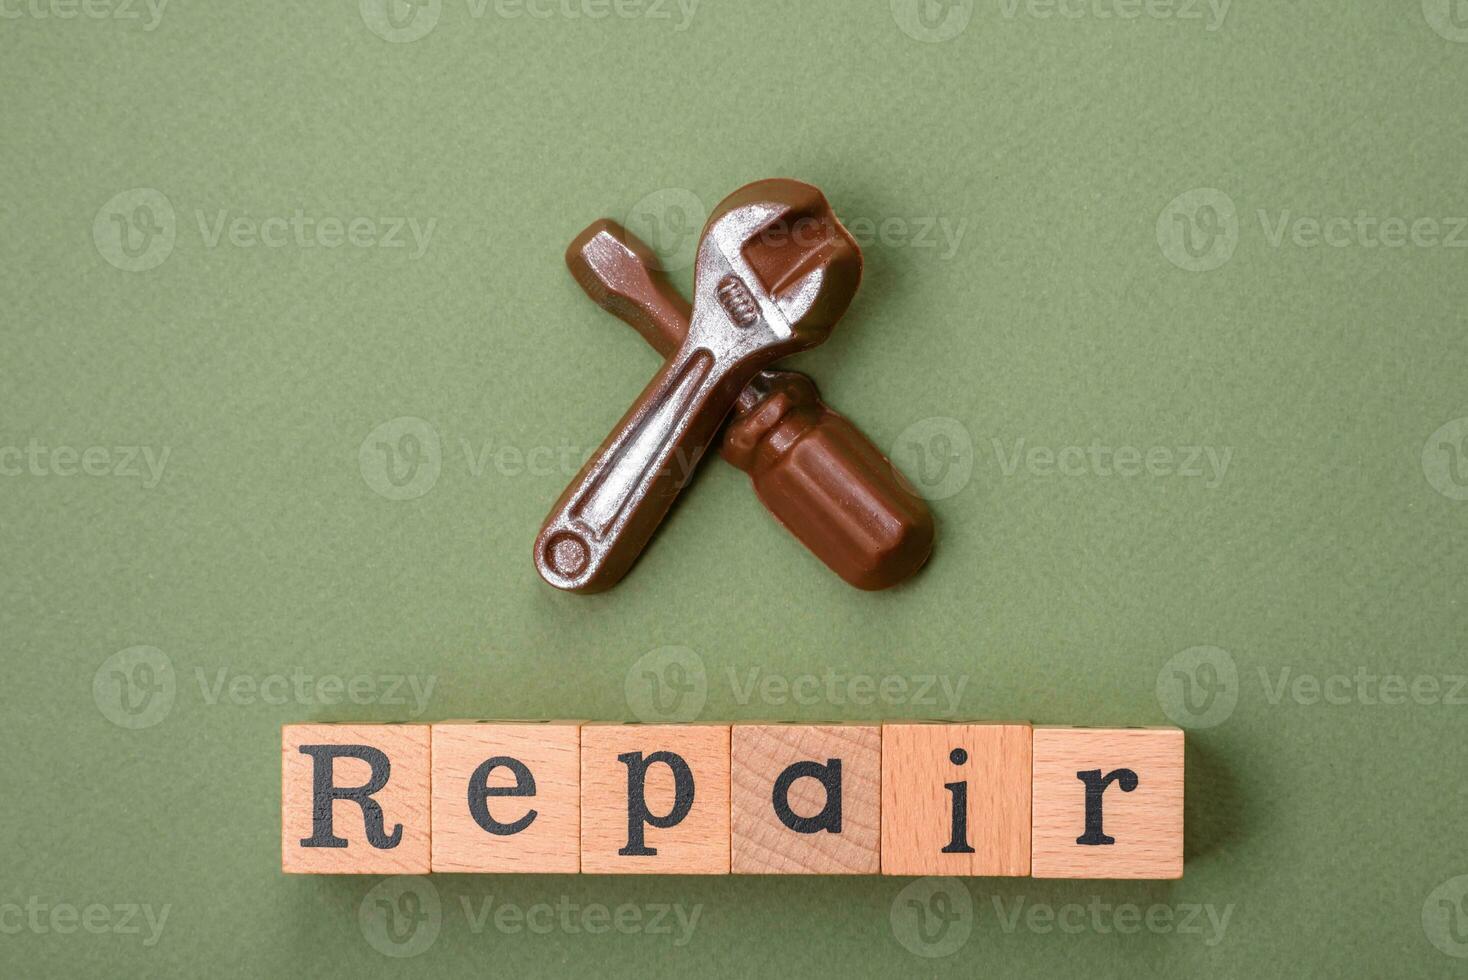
(535, 179, 863, 593)
(565, 220, 935, 591)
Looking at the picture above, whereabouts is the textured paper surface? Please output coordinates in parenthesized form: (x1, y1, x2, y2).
(4, 1, 1467, 975)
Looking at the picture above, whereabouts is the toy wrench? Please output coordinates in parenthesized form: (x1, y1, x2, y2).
(534, 179, 862, 593)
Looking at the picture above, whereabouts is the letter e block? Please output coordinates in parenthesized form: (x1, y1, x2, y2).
(731, 724, 881, 874)
(282, 724, 430, 874)
(580, 724, 730, 874)
(431, 721, 581, 874)
(1031, 726, 1184, 879)
(880, 723, 1031, 876)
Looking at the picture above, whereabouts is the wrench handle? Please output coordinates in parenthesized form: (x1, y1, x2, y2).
(534, 340, 754, 593)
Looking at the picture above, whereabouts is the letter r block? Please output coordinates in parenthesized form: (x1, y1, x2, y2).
(880, 723, 1031, 876)
(281, 724, 430, 874)
(430, 721, 581, 874)
(579, 724, 730, 874)
(731, 724, 881, 874)
(1031, 727, 1184, 879)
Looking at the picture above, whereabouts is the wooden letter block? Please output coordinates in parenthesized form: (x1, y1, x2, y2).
(580, 724, 730, 874)
(880, 723, 1031, 876)
(281, 724, 430, 874)
(431, 721, 580, 874)
(731, 724, 881, 875)
(1031, 727, 1184, 879)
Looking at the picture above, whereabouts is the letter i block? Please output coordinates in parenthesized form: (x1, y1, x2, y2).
(580, 724, 730, 875)
(430, 721, 581, 874)
(880, 723, 1031, 876)
(731, 724, 881, 874)
(281, 724, 430, 874)
(1031, 727, 1184, 879)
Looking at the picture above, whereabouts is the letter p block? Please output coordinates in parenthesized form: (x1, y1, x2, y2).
(580, 724, 730, 874)
(281, 724, 430, 874)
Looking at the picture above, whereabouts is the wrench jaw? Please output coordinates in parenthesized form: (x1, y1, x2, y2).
(692, 178, 863, 359)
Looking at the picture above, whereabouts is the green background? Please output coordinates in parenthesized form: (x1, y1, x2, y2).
(4, 0, 1467, 975)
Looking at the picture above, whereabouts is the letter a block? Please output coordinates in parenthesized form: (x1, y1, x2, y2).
(431, 721, 581, 874)
(880, 723, 1031, 876)
(580, 724, 730, 874)
(731, 724, 881, 875)
(281, 724, 430, 874)
(1031, 727, 1184, 879)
